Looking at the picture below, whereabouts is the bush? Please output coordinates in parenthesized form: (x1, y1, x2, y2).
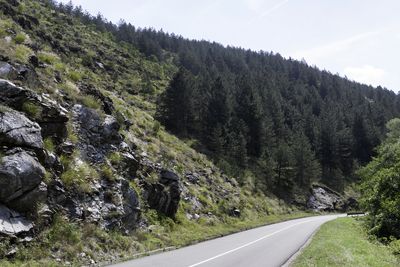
(22, 102, 42, 119)
(68, 70, 82, 82)
(359, 118, 400, 238)
(43, 138, 55, 152)
(15, 44, 33, 63)
(101, 164, 116, 181)
(108, 151, 122, 165)
(14, 33, 26, 44)
(80, 95, 102, 110)
(38, 51, 58, 64)
(61, 161, 100, 193)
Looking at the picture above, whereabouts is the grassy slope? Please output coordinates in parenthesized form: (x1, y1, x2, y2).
(0, 1, 313, 266)
(292, 217, 399, 267)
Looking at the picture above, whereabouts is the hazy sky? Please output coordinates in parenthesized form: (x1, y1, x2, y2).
(59, 0, 400, 92)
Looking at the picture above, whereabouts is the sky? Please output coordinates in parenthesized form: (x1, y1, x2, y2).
(58, 0, 400, 92)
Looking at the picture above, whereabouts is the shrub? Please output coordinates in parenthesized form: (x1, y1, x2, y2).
(43, 138, 55, 152)
(61, 161, 99, 193)
(390, 239, 400, 255)
(108, 151, 121, 165)
(38, 51, 58, 64)
(14, 33, 26, 44)
(22, 102, 42, 119)
(152, 120, 161, 134)
(68, 70, 82, 82)
(15, 44, 33, 63)
(80, 95, 101, 110)
(101, 164, 116, 181)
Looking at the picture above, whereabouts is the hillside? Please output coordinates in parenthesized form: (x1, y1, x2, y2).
(0, 0, 399, 265)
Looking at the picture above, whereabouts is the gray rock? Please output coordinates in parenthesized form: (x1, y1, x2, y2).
(72, 104, 122, 162)
(307, 185, 343, 211)
(143, 170, 181, 218)
(121, 179, 140, 230)
(8, 182, 47, 213)
(0, 62, 17, 80)
(0, 204, 33, 236)
(0, 150, 45, 206)
(160, 170, 179, 183)
(116, 152, 140, 180)
(0, 79, 68, 142)
(0, 109, 43, 149)
(186, 172, 199, 184)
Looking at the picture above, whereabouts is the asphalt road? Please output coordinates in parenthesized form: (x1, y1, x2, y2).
(110, 214, 343, 267)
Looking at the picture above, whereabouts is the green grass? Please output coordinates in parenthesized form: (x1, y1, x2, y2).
(21, 102, 42, 119)
(292, 217, 399, 267)
(14, 32, 26, 44)
(60, 161, 100, 193)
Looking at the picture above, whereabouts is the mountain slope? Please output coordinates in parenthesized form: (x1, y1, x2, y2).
(0, 0, 398, 265)
(0, 0, 305, 265)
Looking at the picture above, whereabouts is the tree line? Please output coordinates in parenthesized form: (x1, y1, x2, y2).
(45, 0, 400, 198)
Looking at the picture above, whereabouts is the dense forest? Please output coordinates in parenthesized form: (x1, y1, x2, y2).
(359, 118, 400, 239)
(50, 0, 400, 197)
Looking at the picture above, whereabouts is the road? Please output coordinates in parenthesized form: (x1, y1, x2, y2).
(110, 214, 343, 267)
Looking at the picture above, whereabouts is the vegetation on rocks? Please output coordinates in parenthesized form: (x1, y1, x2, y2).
(0, 0, 398, 265)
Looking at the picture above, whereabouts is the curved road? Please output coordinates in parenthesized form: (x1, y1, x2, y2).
(110, 214, 343, 267)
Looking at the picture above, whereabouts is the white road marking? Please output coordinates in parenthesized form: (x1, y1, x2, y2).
(187, 218, 320, 267)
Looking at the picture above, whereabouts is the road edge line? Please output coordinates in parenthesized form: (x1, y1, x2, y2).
(280, 223, 323, 267)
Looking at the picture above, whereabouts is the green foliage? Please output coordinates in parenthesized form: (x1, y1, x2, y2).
(390, 239, 400, 255)
(80, 95, 102, 110)
(14, 33, 26, 44)
(61, 160, 100, 193)
(108, 151, 122, 165)
(101, 164, 116, 181)
(43, 138, 55, 152)
(21, 102, 42, 119)
(14, 45, 32, 63)
(37, 51, 58, 64)
(68, 70, 82, 82)
(43, 170, 53, 184)
(358, 118, 400, 238)
(48, 215, 81, 245)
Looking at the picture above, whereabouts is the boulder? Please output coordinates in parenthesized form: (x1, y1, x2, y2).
(0, 109, 43, 149)
(8, 182, 47, 213)
(186, 172, 200, 184)
(0, 79, 68, 141)
(0, 149, 45, 207)
(143, 170, 181, 218)
(115, 152, 140, 180)
(307, 185, 344, 211)
(0, 62, 18, 80)
(73, 104, 122, 162)
(121, 179, 140, 229)
(0, 204, 33, 236)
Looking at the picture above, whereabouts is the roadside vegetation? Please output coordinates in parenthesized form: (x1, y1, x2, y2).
(0, 211, 314, 266)
(292, 217, 399, 267)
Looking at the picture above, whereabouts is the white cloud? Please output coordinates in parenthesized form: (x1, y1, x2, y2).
(259, 0, 289, 18)
(246, 0, 289, 25)
(294, 31, 379, 62)
(344, 65, 386, 87)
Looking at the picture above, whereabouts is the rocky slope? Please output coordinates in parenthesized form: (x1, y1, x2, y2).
(0, 0, 353, 265)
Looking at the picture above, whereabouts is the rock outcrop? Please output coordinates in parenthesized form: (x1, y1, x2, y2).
(307, 185, 344, 211)
(143, 170, 181, 218)
(0, 109, 43, 150)
(0, 149, 46, 212)
(0, 79, 68, 142)
(0, 204, 33, 236)
(72, 104, 122, 162)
